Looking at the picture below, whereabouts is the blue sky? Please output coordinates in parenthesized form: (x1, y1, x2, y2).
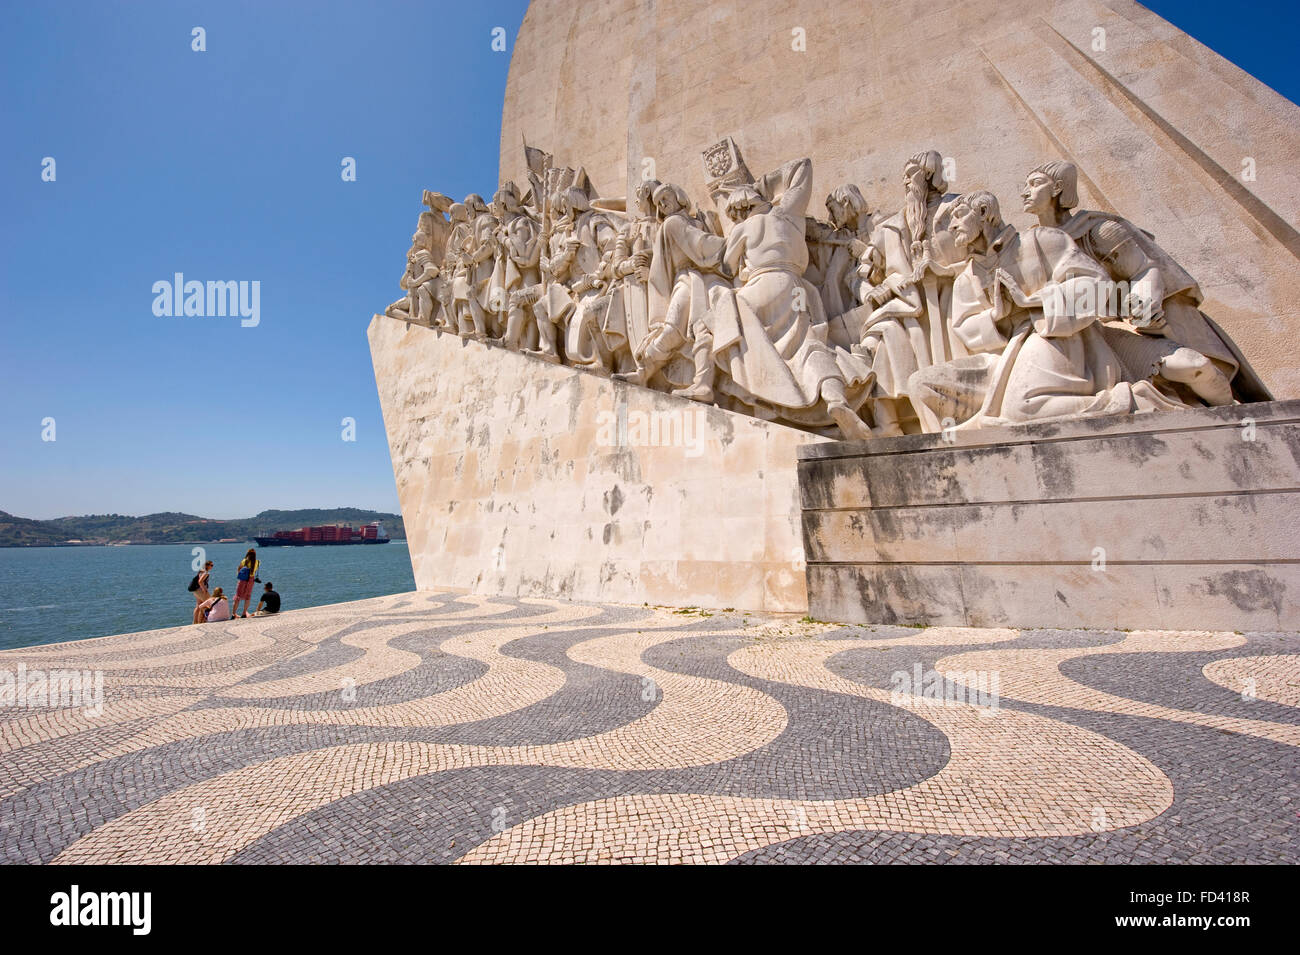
(1, 0, 1295, 520)
(1, 0, 528, 519)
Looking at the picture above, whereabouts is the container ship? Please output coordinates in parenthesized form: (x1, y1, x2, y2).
(254, 521, 391, 547)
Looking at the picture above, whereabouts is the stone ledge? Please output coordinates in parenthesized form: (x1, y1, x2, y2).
(799, 400, 1300, 629)
(797, 399, 1300, 460)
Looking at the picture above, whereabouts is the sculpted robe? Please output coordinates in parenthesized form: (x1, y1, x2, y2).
(707, 159, 873, 427)
(610, 213, 658, 362)
(557, 210, 620, 369)
(637, 210, 728, 387)
(909, 225, 1185, 431)
(1061, 210, 1270, 402)
(493, 212, 541, 298)
(648, 214, 726, 336)
(469, 213, 500, 313)
(832, 194, 962, 403)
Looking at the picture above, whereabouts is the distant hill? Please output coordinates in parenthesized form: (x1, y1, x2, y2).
(0, 509, 405, 547)
(0, 511, 67, 546)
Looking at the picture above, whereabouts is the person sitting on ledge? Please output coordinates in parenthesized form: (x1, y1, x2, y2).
(254, 582, 281, 616)
(198, 587, 231, 623)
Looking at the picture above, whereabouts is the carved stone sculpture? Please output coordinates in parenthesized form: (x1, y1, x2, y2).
(604, 179, 660, 374)
(908, 191, 1185, 429)
(1021, 161, 1271, 406)
(708, 158, 875, 440)
(490, 181, 541, 351)
(614, 182, 727, 396)
(382, 140, 1271, 444)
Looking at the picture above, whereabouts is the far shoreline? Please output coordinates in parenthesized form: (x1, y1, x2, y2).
(0, 539, 408, 549)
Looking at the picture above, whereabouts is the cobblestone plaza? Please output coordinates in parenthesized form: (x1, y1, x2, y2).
(2, 592, 1295, 864)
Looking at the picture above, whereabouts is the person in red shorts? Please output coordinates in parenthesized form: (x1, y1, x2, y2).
(233, 548, 261, 619)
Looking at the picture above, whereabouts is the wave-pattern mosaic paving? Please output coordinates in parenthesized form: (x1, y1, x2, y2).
(1, 591, 1295, 864)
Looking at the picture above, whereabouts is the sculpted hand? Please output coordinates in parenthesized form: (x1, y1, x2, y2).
(1125, 292, 1165, 331)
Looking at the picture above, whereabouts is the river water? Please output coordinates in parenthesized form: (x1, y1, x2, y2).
(0, 541, 416, 650)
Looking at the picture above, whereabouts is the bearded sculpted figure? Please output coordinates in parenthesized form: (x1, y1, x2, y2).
(613, 182, 729, 396)
(707, 158, 875, 440)
(908, 191, 1186, 430)
(1021, 161, 1270, 406)
(842, 151, 964, 434)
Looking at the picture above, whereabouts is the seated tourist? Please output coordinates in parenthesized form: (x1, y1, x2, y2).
(254, 582, 281, 616)
(199, 587, 231, 623)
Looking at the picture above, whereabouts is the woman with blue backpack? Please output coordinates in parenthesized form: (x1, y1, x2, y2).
(233, 548, 261, 619)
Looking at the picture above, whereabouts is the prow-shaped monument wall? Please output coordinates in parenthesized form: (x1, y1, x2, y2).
(370, 0, 1300, 628)
(369, 316, 822, 611)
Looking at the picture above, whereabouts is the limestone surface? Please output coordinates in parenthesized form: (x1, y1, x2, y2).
(500, 0, 1300, 397)
(368, 316, 823, 612)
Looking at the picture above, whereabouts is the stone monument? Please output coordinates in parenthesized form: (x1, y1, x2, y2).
(369, 0, 1300, 628)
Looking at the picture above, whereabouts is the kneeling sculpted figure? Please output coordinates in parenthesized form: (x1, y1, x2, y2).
(909, 191, 1185, 429)
(1021, 160, 1270, 405)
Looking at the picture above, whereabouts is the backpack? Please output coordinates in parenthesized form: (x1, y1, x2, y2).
(237, 565, 252, 582)
(188, 573, 201, 592)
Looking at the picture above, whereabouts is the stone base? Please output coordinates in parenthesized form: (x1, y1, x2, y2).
(368, 315, 828, 612)
(799, 401, 1300, 631)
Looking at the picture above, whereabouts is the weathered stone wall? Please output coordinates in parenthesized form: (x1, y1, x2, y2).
(500, 0, 1300, 396)
(799, 401, 1300, 630)
(368, 315, 826, 611)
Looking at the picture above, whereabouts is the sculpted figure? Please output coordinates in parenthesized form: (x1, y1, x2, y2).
(416, 190, 454, 259)
(708, 158, 874, 440)
(490, 181, 541, 351)
(908, 191, 1184, 430)
(1022, 161, 1270, 405)
(524, 188, 618, 366)
(385, 192, 454, 322)
(400, 248, 441, 325)
(600, 180, 661, 375)
(561, 191, 622, 372)
(816, 184, 875, 319)
(384, 238, 420, 321)
(857, 151, 962, 349)
(444, 202, 487, 338)
(837, 151, 964, 435)
(460, 194, 500, 340)
(613, 182, 728, 396)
